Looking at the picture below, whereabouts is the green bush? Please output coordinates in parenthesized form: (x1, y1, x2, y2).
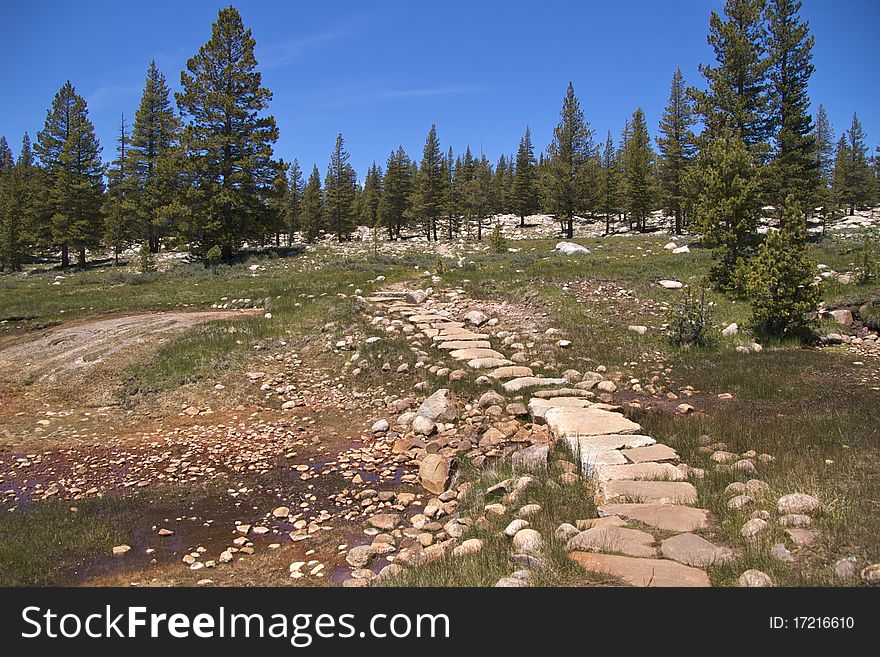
(489, 222, 508, 254)
(668, 283, 717, 349)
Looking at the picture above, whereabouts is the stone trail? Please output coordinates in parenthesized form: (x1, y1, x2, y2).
(363, 285, 727, 587)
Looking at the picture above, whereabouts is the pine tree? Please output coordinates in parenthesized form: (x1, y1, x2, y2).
(130, 61, 182, 252)
(812, 104, 835, 225)
(1, 135, 38, 271)
(0, 137, 15, 271)
(598, 131, 620, 236)
(286, 159, 304, 243)
(267, 159, 289, 246)
(103, 114, 136, 264)
(175, 6, 279, 258)
(765, 0, 817, 210)
(493, 153, 510, 215)
(300, 165, 323, 243)
(414, 124, 444, 241)
(547, 82, 594, 238)
(323, 133, 357, 241)
(379, 147, 413, 240)
(657, 69, 696, 234)
(694, 130, 762, 290)
(513, 127, 539, 227)
(456, 147, 477, 238)
(442, 147, 457, 239)
(746, 193, 819, 336)
(361, 161, 383, 232)
(469, 155, 494, 240)
(832, 113, 872, 214)
(622, 108, 654, 233)
(35, 82, 104, 268)
(692, 0, 770, 157)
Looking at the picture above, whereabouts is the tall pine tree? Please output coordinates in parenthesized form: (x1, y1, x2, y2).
(103, 114, 136, 264)
(324, 133, 357, 241)
(414, 125, 444, 241)
(692, 0, 770, 157)
(35, 82, 104, 268)
(379, 147, 413, 240)
(598, 131, 620, 237)
(766, 0, 817, 210)
(547, 82, 594, 238)
(130, 61, 182, 252)
(286, 159, 304, 243)
(513, 127, 539, 227)
(622, 108, 654, 233)
(176, 6, 279, 259)
(300, 165, 323, 243)
(657, 69, 696, 234)
(832, 113, 872, 215)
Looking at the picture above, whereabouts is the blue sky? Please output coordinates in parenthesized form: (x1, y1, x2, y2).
(1, 0, 877, 177)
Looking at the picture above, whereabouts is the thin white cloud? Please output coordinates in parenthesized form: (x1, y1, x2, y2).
(86, 84, 141, 111)
(258, 27, 354, 69)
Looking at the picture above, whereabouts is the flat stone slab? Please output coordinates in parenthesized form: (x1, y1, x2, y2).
(565, 434, 656, 458)
(621, 444, 680, 464)
(408, 314, 450, 323)
(532, 388, 593, 399)
(503, 377, 568, 393)
(594, 462, 686, 482)
(528, 397, 593, 423)
(436, 340, 492, 350)
(566, 525, 657, 558)
(570, 552, 711, 587)
(468, 357, 514, 369)
(579, 449, 629, 475)
(488, 366, 534, 379)
(660, 533, 735, 567)
(431, 321, 464, 329)
(597, 504, 711, 532)
(432, 332, 489, 342)
(596, 480, 698, 506)
(449, 348, 507, 361)
(546, 407, 642, 440)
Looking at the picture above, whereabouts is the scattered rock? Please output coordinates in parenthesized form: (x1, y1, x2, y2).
(738, 569, 773, 587)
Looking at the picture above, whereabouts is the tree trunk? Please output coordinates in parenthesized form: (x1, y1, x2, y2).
(77, 247, 86, 269)
(520, 214, 525, 228)
(221, 243, 233, 261)
(675, 208, 682, 235)
(61, 243, 69, 268)
(566, 212, 573, 239)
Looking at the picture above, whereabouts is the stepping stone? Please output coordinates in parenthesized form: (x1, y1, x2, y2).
(565, 434, 656, 457)
(566, 525, 657, 558)
(660, 533, 734, 567)
(621, 444, 680, 464)
(570, 552, 710, 587)
(596, 480, 698, 506)
(528, 397, 593, 423)
(408, 314, 449, 323)
(449, 348, 507, 361)
(579, 449, 629, 475)
(597, 504, 711, 532)
(431, 321, 465, 329)
(532, 388, 593, 399)
(436, 340, 492, 350)
(594, 462, 686, 482)
(468, 357, 514, 369)
(503, 377, 568, 393)
(432, 332, 489, 342)
(488, 366, 534, 379)
(545, 407, 642, 440)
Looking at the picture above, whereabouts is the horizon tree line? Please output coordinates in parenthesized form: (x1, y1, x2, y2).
(2, 1, 879, 274)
